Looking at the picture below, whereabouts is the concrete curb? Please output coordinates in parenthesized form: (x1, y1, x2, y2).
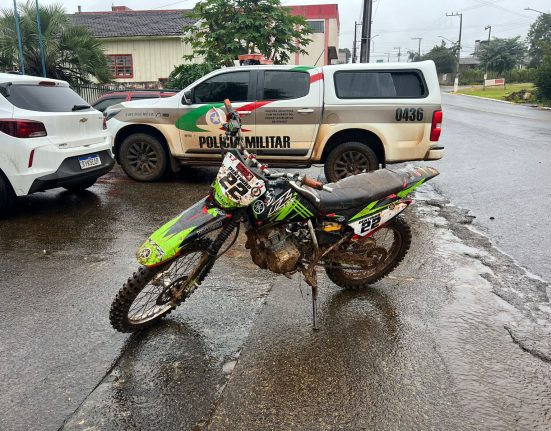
(453, 92, 551, 111)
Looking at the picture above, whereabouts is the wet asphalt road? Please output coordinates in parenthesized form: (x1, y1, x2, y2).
(435, 93, 551, 281)
(1, 94, 550, 430)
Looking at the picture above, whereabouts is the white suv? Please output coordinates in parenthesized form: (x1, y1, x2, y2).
(0, 73, 114, 215)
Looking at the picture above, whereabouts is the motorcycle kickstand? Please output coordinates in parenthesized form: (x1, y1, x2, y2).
(299, 260, 320, 330)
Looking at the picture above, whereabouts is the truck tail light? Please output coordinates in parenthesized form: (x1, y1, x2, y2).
(102, 114, 107, 130)
(430, 110, 442, 142)
(0, 119, 47, 138)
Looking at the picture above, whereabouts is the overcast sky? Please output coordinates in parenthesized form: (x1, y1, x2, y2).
(37, 0, 549, 61)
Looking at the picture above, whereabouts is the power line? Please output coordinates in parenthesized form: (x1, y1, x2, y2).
(471, 0, 532, 18)
(373, 0, 383, 18)
(151, 0, 193, 10)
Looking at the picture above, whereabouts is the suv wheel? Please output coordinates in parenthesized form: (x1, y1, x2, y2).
(119, 133, 168, 182)
(0, 175, 15, 217)
(324, 141, 379, 183)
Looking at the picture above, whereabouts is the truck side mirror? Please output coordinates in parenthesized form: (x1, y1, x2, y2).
(182, 90, 192, 105)
(0, 83, 11, 97)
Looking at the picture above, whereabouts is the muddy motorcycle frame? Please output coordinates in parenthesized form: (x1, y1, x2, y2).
(111, 99, 439, 331)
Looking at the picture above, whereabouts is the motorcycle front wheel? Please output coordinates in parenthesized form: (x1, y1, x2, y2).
(325, 216, 411, 290)
(110, 238, 212, 333)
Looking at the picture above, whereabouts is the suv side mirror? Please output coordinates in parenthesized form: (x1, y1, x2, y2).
(182, 90, 192, 105)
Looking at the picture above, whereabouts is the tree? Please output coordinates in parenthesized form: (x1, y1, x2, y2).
(421, 42, 457, 74)
(0, 1, 111, 85)
(339, 48, 351, 63)
(535, 47, 551, 100)
(527, 13, 551, 68)
(477, 36, 526, 74)
(407, 50, 421, 62)
(166, 63, 217, 89)
(183, 0, 312, 66)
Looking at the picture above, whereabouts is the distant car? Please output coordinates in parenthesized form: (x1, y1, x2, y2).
(0, 73, 114, 215)
(92, 90, 177, 113)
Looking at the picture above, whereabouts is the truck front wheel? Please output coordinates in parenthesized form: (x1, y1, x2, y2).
(119, 133, 168, 182)
(324, 141, 379, 183)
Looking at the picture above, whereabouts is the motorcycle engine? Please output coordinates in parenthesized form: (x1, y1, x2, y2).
(245, 226, 301, 274)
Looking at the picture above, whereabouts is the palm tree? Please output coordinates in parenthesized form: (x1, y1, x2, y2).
(0, 1, 111, 85)
(407, 50, 420, 62)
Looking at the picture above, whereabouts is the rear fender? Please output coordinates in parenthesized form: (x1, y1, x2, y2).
(137, 197, 228, 267)
(347, 166, 439, 237)
(348, 201, 411, 237)
(395, 166, 439, 198)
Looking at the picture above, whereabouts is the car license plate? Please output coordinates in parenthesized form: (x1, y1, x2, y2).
(78, 154, 101, 170)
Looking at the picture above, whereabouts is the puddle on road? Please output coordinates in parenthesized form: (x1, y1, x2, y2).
(413, 189, 551, 429)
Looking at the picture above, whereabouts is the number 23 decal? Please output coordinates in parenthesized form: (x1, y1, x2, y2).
(395, 107, 423, 122)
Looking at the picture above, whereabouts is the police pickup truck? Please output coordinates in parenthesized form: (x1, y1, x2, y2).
(106, 60, 443, 183)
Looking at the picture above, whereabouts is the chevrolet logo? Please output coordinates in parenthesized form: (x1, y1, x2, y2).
(79, 117, 88, 123)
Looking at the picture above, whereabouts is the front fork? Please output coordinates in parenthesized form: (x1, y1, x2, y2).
(170, 218, 239, 304)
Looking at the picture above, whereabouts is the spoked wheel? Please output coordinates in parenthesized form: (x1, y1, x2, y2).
(325, 217, 411, 290)
(110, 239, 212, 332)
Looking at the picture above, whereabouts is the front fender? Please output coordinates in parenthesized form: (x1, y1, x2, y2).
(137, 197, 228, 267)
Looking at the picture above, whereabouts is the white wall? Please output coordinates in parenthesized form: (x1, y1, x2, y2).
(102, 36, 197, 83)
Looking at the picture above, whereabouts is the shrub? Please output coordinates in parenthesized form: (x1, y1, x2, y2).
(166, 63, 217, 90)
(459, 68, 537, 85)
(535, 54, 551, 100)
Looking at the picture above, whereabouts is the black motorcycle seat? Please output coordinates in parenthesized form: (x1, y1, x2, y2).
(304, 169, 405, 213)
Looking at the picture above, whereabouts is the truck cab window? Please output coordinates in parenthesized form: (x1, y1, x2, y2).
(334, 71, 427, 99)
(194, 72, 251, 103)
(263, 71, 310, 100)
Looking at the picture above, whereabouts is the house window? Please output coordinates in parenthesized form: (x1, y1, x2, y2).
(308, 20, 325, 33)
(108, 54, 133, 78)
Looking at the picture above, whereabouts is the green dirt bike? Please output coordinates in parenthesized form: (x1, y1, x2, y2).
(110, 99, 439, 331)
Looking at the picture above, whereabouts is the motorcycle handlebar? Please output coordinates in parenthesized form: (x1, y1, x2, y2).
(224, 99, 234, 115)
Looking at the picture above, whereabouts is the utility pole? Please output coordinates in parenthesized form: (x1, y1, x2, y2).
(394, 47, 402, 62)
(485, 25, 492, 44)
(446, 12, 463, 92)
(483, 25, 492, 89)
(360, 0, 373, 63)
(352, 22, 362, 63)
(13, 0, 25, 74)
(411, 37, 423, 60)
(35, 0, 47, 77)
(384, 52, 391, 62)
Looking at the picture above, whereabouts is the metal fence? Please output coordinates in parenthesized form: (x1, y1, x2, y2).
(72, 84, 120, 103)
(72, 82, 163, 103)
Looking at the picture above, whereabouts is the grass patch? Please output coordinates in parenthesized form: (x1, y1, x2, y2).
(458, 83, 535, 101)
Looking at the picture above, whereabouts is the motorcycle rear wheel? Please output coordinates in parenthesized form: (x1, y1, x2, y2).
(325, 216, 411, 290)
(110, 238, 212, 333)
